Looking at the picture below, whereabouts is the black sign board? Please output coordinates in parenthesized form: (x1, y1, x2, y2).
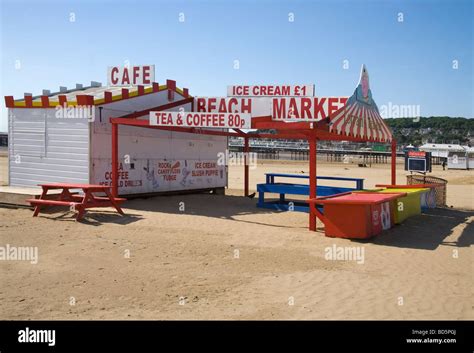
(404, 151, 432, 173)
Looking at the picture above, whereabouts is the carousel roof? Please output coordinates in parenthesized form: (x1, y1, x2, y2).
(329, 65, 393, 142)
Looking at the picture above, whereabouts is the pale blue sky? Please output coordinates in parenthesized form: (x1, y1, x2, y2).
(1, 0, 472, 132)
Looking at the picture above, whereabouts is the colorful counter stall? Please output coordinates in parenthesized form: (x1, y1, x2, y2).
(375, 184, 438, 210)
(367, 185, 435, 223)
(375, 188, 429, 223)
(310, 192, 406, 239)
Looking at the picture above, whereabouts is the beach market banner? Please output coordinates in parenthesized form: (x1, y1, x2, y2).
(194, 96, 348, 120)
(328, 65, 393, 142)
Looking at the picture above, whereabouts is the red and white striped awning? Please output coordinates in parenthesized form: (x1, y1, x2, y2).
(329, 65, 393, 143)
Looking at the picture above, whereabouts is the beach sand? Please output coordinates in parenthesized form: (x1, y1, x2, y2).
(0, 155, 472, 320)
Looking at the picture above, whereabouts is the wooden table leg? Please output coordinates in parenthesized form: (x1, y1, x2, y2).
(75, 189, 93, 220)
(33, 186, 49, 217)
(104, 189, 124, 215)
(59, 187, 75, 202)
(75, 205, 85, 221)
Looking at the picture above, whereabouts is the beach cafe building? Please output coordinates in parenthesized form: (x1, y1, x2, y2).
(5, 64, 399, 234)
(4, 68, 227, 194)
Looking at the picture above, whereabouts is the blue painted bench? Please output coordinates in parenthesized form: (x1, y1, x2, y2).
(257, 173, 364, 212)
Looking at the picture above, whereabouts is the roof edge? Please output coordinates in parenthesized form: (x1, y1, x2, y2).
(4, 80, 190, 109)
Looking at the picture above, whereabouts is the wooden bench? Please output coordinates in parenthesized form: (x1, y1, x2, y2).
(257, 173, 365, 212)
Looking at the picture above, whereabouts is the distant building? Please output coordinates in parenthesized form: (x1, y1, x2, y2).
(419, 143, 465, 159)
(419, 143, 474, 169)
(0, 133, 7, 147)
(446, 149, 473, 170)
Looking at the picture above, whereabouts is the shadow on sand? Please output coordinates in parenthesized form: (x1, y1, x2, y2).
(124, 193, 307, 229)
(36, 207, 143, 226)
(34, 193, 473, 246)
(125, 193, 473, 249)
(366, 208, 474, 250)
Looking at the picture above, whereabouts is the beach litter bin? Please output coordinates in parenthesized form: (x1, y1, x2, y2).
(406, 175, 447, 207)
(311, 192, 405, 239)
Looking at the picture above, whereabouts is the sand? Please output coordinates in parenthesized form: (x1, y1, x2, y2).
(0, 155, 472, 320)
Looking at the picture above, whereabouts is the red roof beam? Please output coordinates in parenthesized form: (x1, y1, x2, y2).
(254, 121, 313, 130)
(109, 117, 313, 140)
(117, 97, 193, 119)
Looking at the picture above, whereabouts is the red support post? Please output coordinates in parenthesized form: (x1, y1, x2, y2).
(391, 139, 397, 185)
(309, 138, 317, 231)
(244, 136, 249, 196)
(111, 122, 119, 197)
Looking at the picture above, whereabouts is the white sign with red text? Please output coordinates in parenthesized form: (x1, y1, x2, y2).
(194, 97, 348, 121)
(107, 65, 155, 86)
(271, 97, 348, 120)
(149, 111, 251, 129)
(227, 85, 315, 97)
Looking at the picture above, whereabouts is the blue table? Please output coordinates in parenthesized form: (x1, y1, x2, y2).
(257, 173, 364, 212)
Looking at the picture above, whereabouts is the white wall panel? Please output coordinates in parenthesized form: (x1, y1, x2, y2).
(90, 90, 227, 194)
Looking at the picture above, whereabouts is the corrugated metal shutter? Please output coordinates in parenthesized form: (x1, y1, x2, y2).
(11, 109, 46, 158)
(9, 108, 90, 187)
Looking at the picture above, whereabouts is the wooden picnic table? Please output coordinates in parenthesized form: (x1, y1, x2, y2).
(27, 183, 126, 221)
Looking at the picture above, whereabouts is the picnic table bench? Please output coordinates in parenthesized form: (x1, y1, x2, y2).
(257, 173, 364, 212)
(27, 183, 126, 221)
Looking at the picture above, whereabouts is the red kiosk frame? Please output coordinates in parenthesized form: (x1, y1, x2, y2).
(110, 66, 396, 232)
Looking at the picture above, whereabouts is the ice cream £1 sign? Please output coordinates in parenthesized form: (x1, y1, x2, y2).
(149, 111, 251, 129)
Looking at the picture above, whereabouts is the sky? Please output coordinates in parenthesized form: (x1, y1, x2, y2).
(0, 0, 473, 132)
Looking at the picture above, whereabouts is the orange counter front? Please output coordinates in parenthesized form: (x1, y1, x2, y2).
(311, 192, 406, 239)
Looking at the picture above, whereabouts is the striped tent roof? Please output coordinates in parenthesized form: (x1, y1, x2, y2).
(329, 65, 393, 142)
